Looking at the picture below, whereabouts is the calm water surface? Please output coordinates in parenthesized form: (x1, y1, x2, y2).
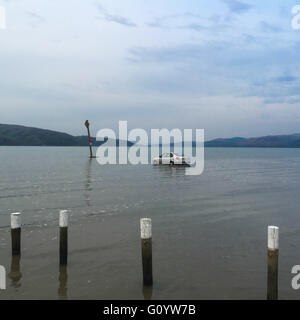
(1, 147, 300, 299)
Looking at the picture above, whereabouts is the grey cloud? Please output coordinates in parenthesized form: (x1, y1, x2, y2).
(26, 10, 46, 24)
(181, 22, 232, 33)
(129, 42, 232, 64)
(99, 13, 136, 27)
(95, 4, 136, 27)
(222, 0, 252, 14)
(128, 38, 300, 104)
(183, 23, 206, 31)
(260, 21, 283, 33)
(146, 14, 185, 28)
(273, 75, 297, 83)
(147, 12, 228, 32)
(263, 96, 300, 104)
(147, 18, 163, 28)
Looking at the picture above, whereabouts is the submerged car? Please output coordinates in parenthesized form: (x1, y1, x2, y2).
(152, 152, 190, 166)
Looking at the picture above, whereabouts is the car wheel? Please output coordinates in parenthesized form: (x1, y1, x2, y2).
(170, 161, 174, 166)
(153, 160, 158, 165)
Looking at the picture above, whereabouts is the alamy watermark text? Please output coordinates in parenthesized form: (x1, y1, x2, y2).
(95, 121, 204, 176)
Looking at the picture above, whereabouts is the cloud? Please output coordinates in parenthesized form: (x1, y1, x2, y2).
(146, 12, 231, 35)
(181, 22, 231, 33)
(26, 10, 46, 25)
(273, 75, 297, 83)
(127, 36, 300, 106)
(99, 13, 136, 27)
(148, 12, 227, 30)
(260, 21, 283, 33)
(147, 14, 184, 29)
(95, 4, 136, 27)
(2, 0, 300, 138)
(147, 17, 165, 28)
(222, 0, 252, 14)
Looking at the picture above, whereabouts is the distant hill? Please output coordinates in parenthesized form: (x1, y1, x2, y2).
(152, 134, 300, 148)
(205, 134, 300, 148)
(0, 124, 134, 146)
(1, 123, 300, 148)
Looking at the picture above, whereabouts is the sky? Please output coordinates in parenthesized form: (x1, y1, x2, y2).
(0, 0, 300, 139)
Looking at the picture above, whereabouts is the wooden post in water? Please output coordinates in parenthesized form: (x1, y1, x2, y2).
(140, 218, 153, 286)
(84, 120, 94, 159)
(11, 212, 21, 256)
(59, 210, 69, 266)
(267, 226, 279, 300)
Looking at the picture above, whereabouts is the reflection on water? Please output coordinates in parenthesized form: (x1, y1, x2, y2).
(58, 266, 68, 300)
(143, 285, 153, 300)
(154, 164, 187, 178)
(8, 255, 22, 289)
(84, 159, 93, 207)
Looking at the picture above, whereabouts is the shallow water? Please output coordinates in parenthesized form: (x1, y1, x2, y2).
(1, 147, 300, 299)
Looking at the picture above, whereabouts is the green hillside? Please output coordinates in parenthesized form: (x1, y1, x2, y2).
(0, 124, 133, 146)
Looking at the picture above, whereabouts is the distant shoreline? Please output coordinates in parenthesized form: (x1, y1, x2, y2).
(1, 123, 300, 148)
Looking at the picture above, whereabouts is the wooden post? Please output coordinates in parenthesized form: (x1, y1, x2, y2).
(59, 210, 69, 266)
(140, 218, 153, 286)
(11, 212, 21, 256)
(84, 120, 94, 159)
(267, 226, 279, 300)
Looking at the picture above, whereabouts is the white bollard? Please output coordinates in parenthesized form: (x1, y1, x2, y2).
(267, 226, 279, 300)
(11, 213, 21, 256)
(268, 226, 279, 251)
(0, 265, 5, 290)
(59, 210, 69, 228)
